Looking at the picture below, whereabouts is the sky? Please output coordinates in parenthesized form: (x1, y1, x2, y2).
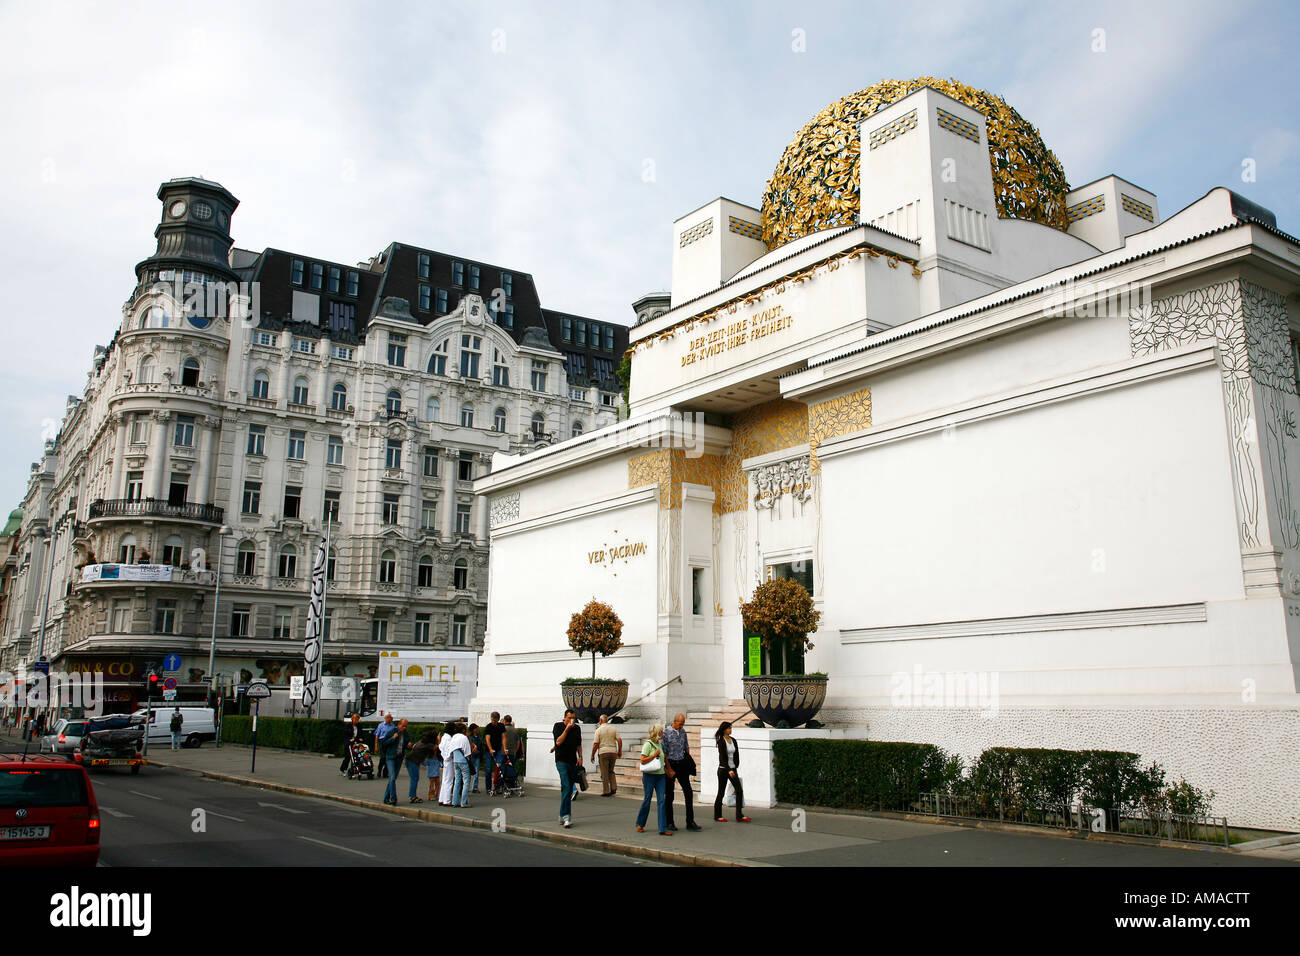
(0, 0, 1297, 511)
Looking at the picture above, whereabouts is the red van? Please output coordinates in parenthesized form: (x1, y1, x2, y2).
(0, 754, 101, 866)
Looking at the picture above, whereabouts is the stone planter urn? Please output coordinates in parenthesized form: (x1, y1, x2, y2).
(561, 679, 629, 723)
(742, 675, 828, 728)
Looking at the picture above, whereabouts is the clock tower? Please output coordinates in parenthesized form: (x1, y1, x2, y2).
(134, 177, 240, 288)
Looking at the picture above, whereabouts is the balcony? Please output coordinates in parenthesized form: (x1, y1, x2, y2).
(77, 563, 216, 587)
(87, 498, 225, 524)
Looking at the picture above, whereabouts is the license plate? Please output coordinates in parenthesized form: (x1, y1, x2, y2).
(0, 825, 51, 840)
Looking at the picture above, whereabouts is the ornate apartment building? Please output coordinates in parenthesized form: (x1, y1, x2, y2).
(0, 177, 627, 708)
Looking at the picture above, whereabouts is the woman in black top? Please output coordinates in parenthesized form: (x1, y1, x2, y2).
(713, 722, 751, 823)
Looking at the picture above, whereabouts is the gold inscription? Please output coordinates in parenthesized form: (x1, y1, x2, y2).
(681, 305, 794, 369)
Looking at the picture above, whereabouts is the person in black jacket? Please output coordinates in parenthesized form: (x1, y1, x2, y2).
(340, 712, 367, 774)
(713, 722, 751, 823)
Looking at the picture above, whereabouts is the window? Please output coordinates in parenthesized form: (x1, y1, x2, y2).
(293, 338, 315, 354)
(328, 301, 355, 332)
(576, 321, 587, 346)
(460, 403, 474, 428)
(436, 288, 448, 313)
(493, 407, 507, 433)
(111, 599, 130, 632)
(236, 541, 256, 576)
(254, 331, 278, 347)
(452, 615, 467, 646)
(492, 350, 509, 387)
(242, 481, 261, 515)
(601, 392, 617, 408)
(426, 397, 440, 423)
(310, 263, 323, 290)
(382, 493, 399, 525)
(421, 500, 437, 531)
(593, 357, 614, 380)
(452, 261, 464, 286)
(274, 607, 293, 640)
(561, 317, 572, 341)
(181, 358, 200, 387)
(569, 387, 587, 402)
(288, 430, 306, 460)
(129, 414, 148, 444)
(414, 614, 431, 645)
(291, 259, 304, 285)
(378, 550, 396, 584)
(168, 475, 188, 507)
(501, 303, 514, 328)
(502, 273, 513, 297)
(423, 446, 439, 477)
(385, 439, 402, 470)
(118, 533, 137, 565)
(125, 472, 143, 502)
(323, 608, 333, 640)
(418, 284, 431, 311)
(566, 352, 587, 379)
(455, 502, 472, 534)
(531, 412, 546, 439)
(328, 266, 340, 294)
(768, 559, 815, 597)
(154, 600, 176, 635)
(247, 424, 266, 456)
(531, 360, 548, 392)
(278, 545, 297, 579)
(331, 345, 353, 361)
(418, 253, 431, 280)
(326, 549, 337, 582)
(331, 382, 348, 411)
(571, 421, 584, 437)
(173, 414, 195, 447)
(292, 377, 310, 406)
(231, 606, 250, 637)
(453, 558, 468, 590)
(457, 451, 474, 481)
(346, 270, 359, 297)
(371, 619, 389, 643)
(692, 567, 704, 615)
(460, 335, 481, 379)
(417, 555, 434, 587)
(604, 327, 615, 352)
(388, 332, 407, 367)
(428, 339, 448, 375)
(469, 265, 480, 290)
(386, 390, 403, 416)
(327, 435, 344, 465)
(283, 485, 301, 519)
(162, 536, 184, 567)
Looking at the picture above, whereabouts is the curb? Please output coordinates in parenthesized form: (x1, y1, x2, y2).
(145, 758, 756, 867)
(1231, 833, 1300, 853)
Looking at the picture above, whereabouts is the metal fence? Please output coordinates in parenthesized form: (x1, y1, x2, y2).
(912, 792, 1230, 846)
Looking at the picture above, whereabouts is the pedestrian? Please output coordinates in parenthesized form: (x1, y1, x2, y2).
(169, 708, 184, 750)
(591, 714, 622, 797)
(426, 726, 444, 801)
(449, 722, 474, 808)
(380, 718, 409, 806)
(406, 729, 438, 804)
(340, 712, 368, 775)
(483, 711, 507, 793)
(467, 723, 483, 794)
(663, 713, 701, 831)
(551, 708, 582, 828)
(438, 723, 457, 805)
(635, 724, 670, 835)
(504, 714, 524, 776)
(713, 721, 751, 823)
(374, 713, 396, 778)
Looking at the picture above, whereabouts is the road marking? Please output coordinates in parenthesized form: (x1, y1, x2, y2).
(129, 790, 162, 801)
(206, 810, 245, 822)
(258, 801, 309, 814)
(100, 807, 132, 818)
(297, 836, 375, 858)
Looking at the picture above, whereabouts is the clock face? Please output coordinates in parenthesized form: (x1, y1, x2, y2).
(169, 200, 187, 218)
(193, 202, 213, 221)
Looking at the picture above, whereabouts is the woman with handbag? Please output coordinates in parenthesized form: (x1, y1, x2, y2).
(635, 724, 671, 836)
(713, 721, 751, 823)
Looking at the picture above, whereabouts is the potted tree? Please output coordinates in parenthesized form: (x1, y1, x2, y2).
(561, 599, 629, 722)
(740, 577, 827, 728)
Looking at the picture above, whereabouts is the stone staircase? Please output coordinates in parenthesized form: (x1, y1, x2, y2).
(605, 700, 753, 794)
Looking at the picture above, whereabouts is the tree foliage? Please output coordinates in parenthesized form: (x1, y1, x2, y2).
(741, 577, 820, 673)
(567, 599, 624, 678)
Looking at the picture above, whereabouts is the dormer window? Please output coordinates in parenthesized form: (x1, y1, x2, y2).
(291, 260, 304, 285)
(453, 262, 464, 286)
(310, 263, 323, 290)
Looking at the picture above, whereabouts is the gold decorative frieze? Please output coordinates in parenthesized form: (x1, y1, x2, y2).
(1066, 195, 1105, 222)
(718, 399, 810, 513)
(679, 217, 714, 248)
(1121, 193, 1155, 222)
(728, 216, 763, 240)
(935, 107, 979, 144)
(628, 449, 724, 511)
(808, 388, 872, 473)
(867, 109, 918, 149)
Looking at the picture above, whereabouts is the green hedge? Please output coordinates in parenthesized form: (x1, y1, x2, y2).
(961, 747, 1163, 815)
(220, 717, 527, 761)
(773, 739, 961, 810)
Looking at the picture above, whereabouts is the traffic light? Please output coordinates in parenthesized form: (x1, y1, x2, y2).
(144, 662, 161, 694)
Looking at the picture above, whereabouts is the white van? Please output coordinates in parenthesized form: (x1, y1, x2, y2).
(132, 706, 217, 748)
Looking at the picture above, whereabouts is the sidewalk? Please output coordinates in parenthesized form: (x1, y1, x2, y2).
(139, 743, 1279, 867)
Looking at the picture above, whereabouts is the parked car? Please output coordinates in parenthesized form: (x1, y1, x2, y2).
(40, 719, 89, 755)
(131, 706, 217, 748)
(0, 753, 101, 866)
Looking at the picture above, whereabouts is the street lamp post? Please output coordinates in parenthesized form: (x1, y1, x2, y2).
(207, 525, 232, 747)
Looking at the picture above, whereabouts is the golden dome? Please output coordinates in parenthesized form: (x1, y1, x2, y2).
(760, 76, 1070, 250)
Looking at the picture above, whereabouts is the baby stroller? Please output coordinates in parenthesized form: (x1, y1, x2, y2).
(494, 754, 524, 798)
(345, 739, 374, 780)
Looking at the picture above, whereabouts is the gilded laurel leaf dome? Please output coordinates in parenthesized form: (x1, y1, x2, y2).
(760, 76, 1070, 250)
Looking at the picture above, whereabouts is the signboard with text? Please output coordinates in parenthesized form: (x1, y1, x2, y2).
(376, 650, 478, 722)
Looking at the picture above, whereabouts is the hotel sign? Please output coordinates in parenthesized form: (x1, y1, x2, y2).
(679, 304, 796, 372)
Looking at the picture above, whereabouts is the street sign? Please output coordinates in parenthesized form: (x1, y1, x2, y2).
(162, 654, 182, 672)
(163, 677, 177, 690)
(33, 660, 50, 675)
(289, 676, 304, 700)
(245, 681, 271, 700)
(235, 685, 247, 696)
(163, 688, 177, 701)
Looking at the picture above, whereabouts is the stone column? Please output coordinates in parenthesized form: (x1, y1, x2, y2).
(108, 414, 127, 497)
(475, 453, 491, 545)
(441, 448, 457, 539)
(147, 411, 170, 500)
(194, 415, 220, 505)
